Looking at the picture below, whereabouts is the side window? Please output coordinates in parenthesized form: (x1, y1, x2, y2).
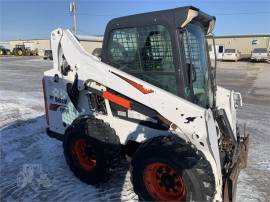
(183, 27, 205, 87)
(108, 28, 140, 71)
(140, 26, 174, 72)
(107, 25, 177, 95)
(183, 23, 209, 107)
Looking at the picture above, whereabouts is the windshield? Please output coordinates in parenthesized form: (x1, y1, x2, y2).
(225, 49, 236, 53)
(253, 48, 267, 53)
(183, 23, 211, 108)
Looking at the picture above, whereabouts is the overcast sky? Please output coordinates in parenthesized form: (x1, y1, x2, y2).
(0, 0, 269, 41)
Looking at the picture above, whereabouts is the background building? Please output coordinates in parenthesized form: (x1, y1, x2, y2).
(77, 35, 103, 54)
(4, 35, 103, 56)
(8, 39, 50, 55)
(207, 34, 270, 59)
(2, 34, 269, 58)
(0, 42, 10, 49)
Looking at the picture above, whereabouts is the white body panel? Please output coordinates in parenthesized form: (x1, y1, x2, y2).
(43, 29, 241, 201)
(215, 86, 240, 137)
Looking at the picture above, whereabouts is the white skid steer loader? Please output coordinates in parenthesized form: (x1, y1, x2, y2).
(42, 6, 249, 202)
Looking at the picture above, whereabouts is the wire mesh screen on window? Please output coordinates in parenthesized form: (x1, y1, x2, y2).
(108, 25, 177, 95)
(183, 31, 205, 89)
(108, 25, 174, 72)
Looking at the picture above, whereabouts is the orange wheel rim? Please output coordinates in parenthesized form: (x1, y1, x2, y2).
(143, 162, 187, 201)
(72, 138, 96, 171)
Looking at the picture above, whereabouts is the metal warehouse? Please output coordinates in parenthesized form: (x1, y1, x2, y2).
(8, 39, 50, 56)
(207, 34, 270, 59)
(3, 34, 269, 58)
(5, 35, 103, 56)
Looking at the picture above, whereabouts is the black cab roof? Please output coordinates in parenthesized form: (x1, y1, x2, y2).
(105, 6, 215, 34)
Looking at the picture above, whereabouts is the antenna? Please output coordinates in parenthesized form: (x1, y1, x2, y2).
(70, 0, 77, 34)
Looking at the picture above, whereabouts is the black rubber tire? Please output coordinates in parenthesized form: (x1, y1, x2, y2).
(63, 116, 121, 185)
(131, 135, 215, 201)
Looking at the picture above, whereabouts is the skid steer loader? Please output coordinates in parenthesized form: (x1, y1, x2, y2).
(43, 6, 249, 201)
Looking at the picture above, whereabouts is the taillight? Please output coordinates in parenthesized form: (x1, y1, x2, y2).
(42, 77, 49, 126)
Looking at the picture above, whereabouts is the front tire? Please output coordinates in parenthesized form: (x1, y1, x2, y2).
(63, 116, 121, 185)
(131, 135, 215, 201)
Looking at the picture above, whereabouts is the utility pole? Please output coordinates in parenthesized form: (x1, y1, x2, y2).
(70, 0, 77, 34)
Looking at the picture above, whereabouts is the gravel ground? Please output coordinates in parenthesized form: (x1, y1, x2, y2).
(0, 56, 269, 201)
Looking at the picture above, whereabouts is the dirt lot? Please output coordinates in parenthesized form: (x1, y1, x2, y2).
(0, 56, 269, 201)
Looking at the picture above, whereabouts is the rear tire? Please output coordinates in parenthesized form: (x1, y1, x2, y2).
(131, 135, 215, 201)
(18, 50, 23, 56)
(63, 116, 121, 185)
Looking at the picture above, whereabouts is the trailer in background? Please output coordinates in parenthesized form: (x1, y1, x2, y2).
(208, 44, 224, 60)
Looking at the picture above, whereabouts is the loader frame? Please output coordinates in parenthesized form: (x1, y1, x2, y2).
(43, 6, 249, 201)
